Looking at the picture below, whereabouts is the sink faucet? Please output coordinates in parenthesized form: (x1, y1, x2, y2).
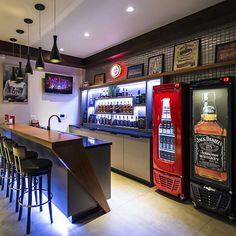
(47, 115, 61, 131)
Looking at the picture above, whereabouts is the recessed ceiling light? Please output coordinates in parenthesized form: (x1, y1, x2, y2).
(59, 48, 64, 52)
(84, 32, 90, 37)
(126, 6, 134, 13)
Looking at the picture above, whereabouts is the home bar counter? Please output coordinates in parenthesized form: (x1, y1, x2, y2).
(0, 124, 111, 222)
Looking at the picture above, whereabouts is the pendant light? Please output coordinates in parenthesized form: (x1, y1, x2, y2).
(9, 38, 17, 82)
(35, 3, 45, 70)
(24, 18, 33, 74)
(16, 29, 24, 80)
(50, 0, 61, 63)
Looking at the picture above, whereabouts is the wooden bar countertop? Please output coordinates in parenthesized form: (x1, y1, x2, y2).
(1, 124, 82, 149)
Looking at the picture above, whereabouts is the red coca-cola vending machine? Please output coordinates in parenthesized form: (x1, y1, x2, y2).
(153, 83, 189, 199)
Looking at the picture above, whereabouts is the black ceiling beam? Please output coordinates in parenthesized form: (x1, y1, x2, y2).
(0, 40, 85, 68)
(84, 0, 236, 67)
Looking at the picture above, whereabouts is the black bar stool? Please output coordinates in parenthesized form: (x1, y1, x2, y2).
(13, 146, 53, 234)
(3, 139, 39, 212)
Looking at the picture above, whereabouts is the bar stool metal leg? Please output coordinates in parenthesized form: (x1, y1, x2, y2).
(39, 176, 43, 212)
(47, 171, 53, 224)
(18, 176, 25, 221)
(9, 165, 15, 202)
(6, 162, 11, 197)
(27, 175, 32, 234)
(34, 176, 38, 205)
(15, 173, 20, 212)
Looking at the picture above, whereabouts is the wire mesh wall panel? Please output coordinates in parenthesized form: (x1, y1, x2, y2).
(86, 21, 236, 85)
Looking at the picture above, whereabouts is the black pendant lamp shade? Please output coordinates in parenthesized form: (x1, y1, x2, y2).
(50, 0, 61, 63)
(35, 3, 45, 71)
(9, 38, 17, 82)
(11, 67, 17, 82)
(16, 29, 24, 80)
(17, 61, 24, 79)
(50, 35, 61, 63)
(35, 47, 44, 70)
(24, 18, 33, 74)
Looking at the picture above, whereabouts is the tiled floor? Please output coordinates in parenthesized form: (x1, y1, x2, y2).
(0, 172, 236, 236)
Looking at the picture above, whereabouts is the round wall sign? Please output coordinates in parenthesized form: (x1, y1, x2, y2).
(110, 64, 122, 79)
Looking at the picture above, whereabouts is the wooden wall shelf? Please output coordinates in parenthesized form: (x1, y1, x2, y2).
(80, 60, 236, 90)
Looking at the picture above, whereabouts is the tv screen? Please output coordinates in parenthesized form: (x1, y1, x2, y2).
(45, 73, 73, 94)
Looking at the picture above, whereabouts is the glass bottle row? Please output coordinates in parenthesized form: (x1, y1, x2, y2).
(88, 114, 145, 128)
(96, 101, 133, 114)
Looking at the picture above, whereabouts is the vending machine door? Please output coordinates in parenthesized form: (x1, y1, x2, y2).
(190, 78, 232, 191)
(153, 84, 184, 177)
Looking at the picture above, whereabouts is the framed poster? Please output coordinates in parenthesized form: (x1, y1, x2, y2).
(215, 40, 236, 63)
(173, 39, 200, 71)
(127, 64, 144, 79)
(94, 73, 105, 85)
(148, 54, 164, 75)
(2, 63, 28, 103)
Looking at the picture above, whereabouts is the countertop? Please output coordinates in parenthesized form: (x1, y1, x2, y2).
(70, 124, 153, 138)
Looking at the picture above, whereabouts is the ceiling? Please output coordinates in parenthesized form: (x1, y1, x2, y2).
(0, 0, 223, 59)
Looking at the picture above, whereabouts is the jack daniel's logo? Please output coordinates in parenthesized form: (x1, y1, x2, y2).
(194, 134, 226, 172)
(195, 136, 223, 146)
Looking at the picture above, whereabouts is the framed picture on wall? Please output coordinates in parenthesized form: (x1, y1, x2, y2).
(127, 64, 144, 79)
(94, 73, 105, 85)
(215, 40, 236, 63)
(2, 63, 28, 103)
(148, 54, 164, 75)
(173, 39, 200, 71)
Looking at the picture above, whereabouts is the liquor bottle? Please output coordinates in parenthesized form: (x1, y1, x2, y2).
(120, 102, 123, 113)
(110, 102, 114, 113)
(119, 116, 123, 126)
(99, 116, 102, 124)
(127, 101, 131, 114)
(136, 90, 140, 105)
(123, 116, 127, 126)
(125, 89, 128, 96)
(194, 92, 227, 182)
(122, 88, 125, 97)
(105, 102, 109, 113)
(115, 102, 120, 113)
(130, 116, 134, 127)
(127, 116, 130, 127)
(123, 101, 127, 113)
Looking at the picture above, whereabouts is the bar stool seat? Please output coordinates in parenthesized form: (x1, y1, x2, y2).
(21, 159, 52, 175)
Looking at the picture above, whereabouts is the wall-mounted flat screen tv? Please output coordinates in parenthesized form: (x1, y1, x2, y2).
(45, 73, 73, 94)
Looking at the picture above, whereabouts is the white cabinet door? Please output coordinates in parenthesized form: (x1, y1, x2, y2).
(123, 136, 151, 181)
(95, 131, 124, 171)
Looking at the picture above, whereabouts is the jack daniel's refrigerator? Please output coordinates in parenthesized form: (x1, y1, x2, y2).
(190, 77, 236, 220)
(153, 83, 189, 199)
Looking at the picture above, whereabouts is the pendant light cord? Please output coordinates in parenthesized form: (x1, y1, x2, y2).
(12, 42, 14, 57)
(19, 36, 21, 59)
(39, 10, 41, 46)
(28, 24, 30, 55)
(54, 0, 56, 34)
